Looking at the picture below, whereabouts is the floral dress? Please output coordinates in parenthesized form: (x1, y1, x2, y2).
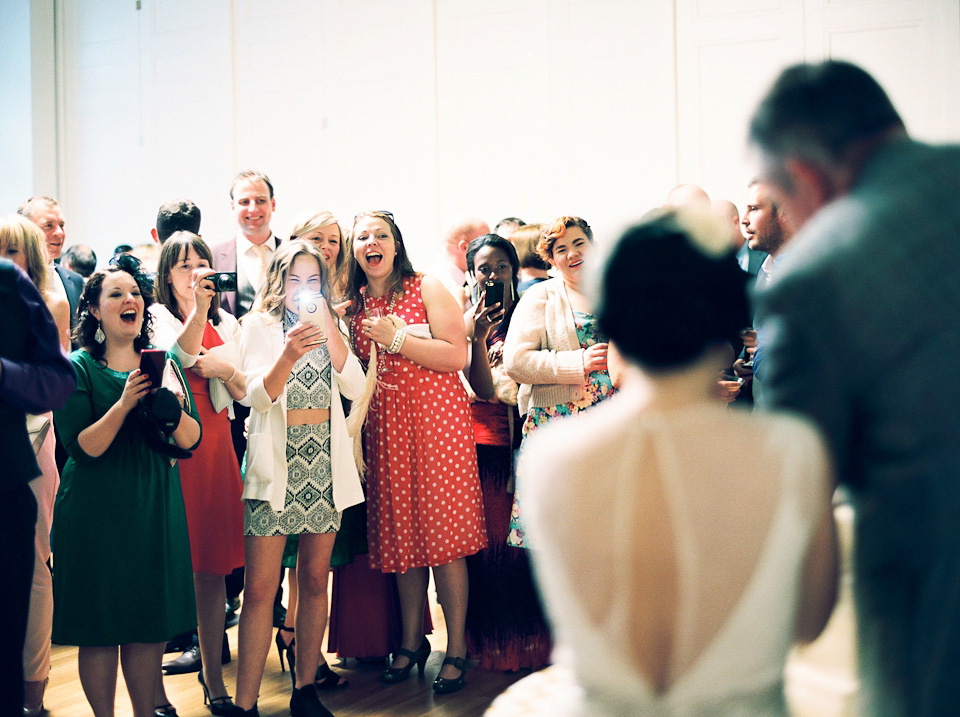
(506, 311, 615, 548)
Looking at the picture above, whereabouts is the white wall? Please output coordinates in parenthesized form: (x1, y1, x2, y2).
(0, 0, 36, 212)
(9, 0, 960, 267)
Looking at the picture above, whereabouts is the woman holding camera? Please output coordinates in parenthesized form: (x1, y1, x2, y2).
(52, 257, 200, 717)
(150, 232, 247, 713)
(234, 240, 365, 717)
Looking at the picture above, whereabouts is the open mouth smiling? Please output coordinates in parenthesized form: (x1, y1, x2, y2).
(365, 251, 384, 267)
(120, 309, 138, 324)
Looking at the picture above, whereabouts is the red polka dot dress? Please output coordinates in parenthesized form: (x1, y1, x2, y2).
(349, 274, 486, 573)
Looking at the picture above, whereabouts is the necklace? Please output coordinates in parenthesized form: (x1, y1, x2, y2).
(353, 287, 401, 390)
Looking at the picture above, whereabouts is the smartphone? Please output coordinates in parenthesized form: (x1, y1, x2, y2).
(210, 272, 237, 292)
(139, 348, 166, 386)
(483, 280, 505, 307)
(298, 292, 327, 342)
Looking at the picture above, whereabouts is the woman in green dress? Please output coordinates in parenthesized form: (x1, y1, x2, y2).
(53, 259, 200, 717)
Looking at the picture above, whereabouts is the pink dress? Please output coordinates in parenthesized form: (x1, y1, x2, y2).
(349, 274, 486, 573)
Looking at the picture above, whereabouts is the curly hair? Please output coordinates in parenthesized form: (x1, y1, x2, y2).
(536, 216, 593, 263)
(75, 264, 155, 361)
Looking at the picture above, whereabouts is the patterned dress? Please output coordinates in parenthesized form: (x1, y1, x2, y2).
(349, 274, 486, 573)
(506, 311, 615, 548)
(245, 309, 339, 536)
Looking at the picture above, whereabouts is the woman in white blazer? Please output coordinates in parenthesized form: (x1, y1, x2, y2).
(234, 240, 365, 717)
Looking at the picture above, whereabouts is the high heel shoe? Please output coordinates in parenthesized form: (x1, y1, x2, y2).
(290, 685, 333, 717)
(23, 677, 47, 717)
(198, 668, 241, 716)
(432, 654, 471, 694)
(276, 625, 296, 679)
(380, 636, 430, 684)
(314, 661, 349, 690)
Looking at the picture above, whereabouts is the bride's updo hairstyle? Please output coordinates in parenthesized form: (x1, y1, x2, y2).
(595, 207, 749, 370)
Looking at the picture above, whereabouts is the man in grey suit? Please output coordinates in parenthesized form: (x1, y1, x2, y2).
(748, 60, 960, 716)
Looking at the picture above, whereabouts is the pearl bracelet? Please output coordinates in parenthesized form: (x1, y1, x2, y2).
(386, 329, 406, 354)
(223, 367, 238, 383)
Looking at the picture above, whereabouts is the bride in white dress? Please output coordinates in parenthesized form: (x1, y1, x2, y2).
(516, 207, 839, 716)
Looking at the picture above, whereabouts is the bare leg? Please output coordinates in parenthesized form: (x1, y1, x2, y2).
(120, 643, 166, 717)
(195, 571, 229, 698)
(433, 558, 469, 679)
(235, 535, 287, 710)
(293, 533, 336, 688)
(77, 646, 118, 717)
(154, 669, 171, 709)
(392, 567, 429, 669)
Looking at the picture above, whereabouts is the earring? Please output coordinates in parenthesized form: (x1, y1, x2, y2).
(94, 323, 105, 344)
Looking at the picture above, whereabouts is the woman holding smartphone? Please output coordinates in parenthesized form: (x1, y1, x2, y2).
(234, 240, 365, 717)
(462, 234, 552, 671)
(150, 232, 247, 714)
(502, 216, 615, 548)
(52, 257, 200, 717)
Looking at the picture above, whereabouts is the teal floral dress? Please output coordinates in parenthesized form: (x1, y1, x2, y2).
(507, 311, 615, 548)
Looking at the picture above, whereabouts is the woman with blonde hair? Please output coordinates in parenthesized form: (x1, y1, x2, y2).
(289, 211, 349, 304)
(234, 240, 365, 717)
(0, 215, 70, 715)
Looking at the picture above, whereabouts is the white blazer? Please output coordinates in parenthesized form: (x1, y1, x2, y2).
(238, 311, 365, 512)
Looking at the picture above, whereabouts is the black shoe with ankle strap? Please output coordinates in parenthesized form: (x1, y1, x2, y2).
(432, 655, 470, 694)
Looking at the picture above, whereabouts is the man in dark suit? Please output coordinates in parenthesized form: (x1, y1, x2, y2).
(212, 170, 281, 319)
(749, 60, 960, 715)
(0, 259, 75, 714)
(18, 197, 85, 342)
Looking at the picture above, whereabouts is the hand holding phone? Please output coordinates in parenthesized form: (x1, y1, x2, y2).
(139, 348, 166, 387)
(483, 280, 505, 308)
(298, 292, 327, 343)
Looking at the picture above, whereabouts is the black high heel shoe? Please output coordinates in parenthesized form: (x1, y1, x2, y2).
(380, 637, 430, 684)
(314, 661, 349, 690)
(198, 669, 241, 716)
(276, 625, 296, 685)
(433, 654, 470, 694)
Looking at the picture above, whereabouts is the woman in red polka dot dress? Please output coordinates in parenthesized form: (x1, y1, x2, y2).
(347, 211, 487, 695)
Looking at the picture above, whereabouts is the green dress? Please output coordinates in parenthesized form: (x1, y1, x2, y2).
(52, 349, 198, 646)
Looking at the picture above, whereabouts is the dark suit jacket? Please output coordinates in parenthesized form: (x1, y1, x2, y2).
(212, 234, 279, 318)
(756, 138, 960, 716)
(55, 264, 84, 349)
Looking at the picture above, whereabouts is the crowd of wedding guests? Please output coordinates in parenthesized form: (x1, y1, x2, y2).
(4, 60, 960, 717)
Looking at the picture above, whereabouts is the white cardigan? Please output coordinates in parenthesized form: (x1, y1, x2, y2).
(238, 311, 365, 512)
(503, 277, 586, 415)
(148, 303, 243, 418)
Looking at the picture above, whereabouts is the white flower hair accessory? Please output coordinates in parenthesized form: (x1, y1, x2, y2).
(671, 205, 732, 258)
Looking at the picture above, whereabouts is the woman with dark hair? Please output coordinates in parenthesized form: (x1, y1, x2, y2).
(347, 211, 486, 694)
(234, 240, 364, 717)
(52, 259, 200, 717)
(150, 232, 246, 713)
(515, 207, 838, 715)
(502, 216, 614, 548)
(462, 234, 552, 671)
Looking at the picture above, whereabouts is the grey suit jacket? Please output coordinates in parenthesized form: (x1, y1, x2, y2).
(756, 138, 960, 716)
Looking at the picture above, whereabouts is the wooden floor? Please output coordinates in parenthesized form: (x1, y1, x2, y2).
(41, 591, 528, 717)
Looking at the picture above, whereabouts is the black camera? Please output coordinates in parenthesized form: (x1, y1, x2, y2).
(210, 272, 237, 292)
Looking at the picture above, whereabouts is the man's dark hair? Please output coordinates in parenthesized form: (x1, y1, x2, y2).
(749, 60, 905, 177)
(230, 170, 274, 200)
(494, 216, 525, 233)
(156, 199, 202, 242)
(61, 244, 97, 278)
